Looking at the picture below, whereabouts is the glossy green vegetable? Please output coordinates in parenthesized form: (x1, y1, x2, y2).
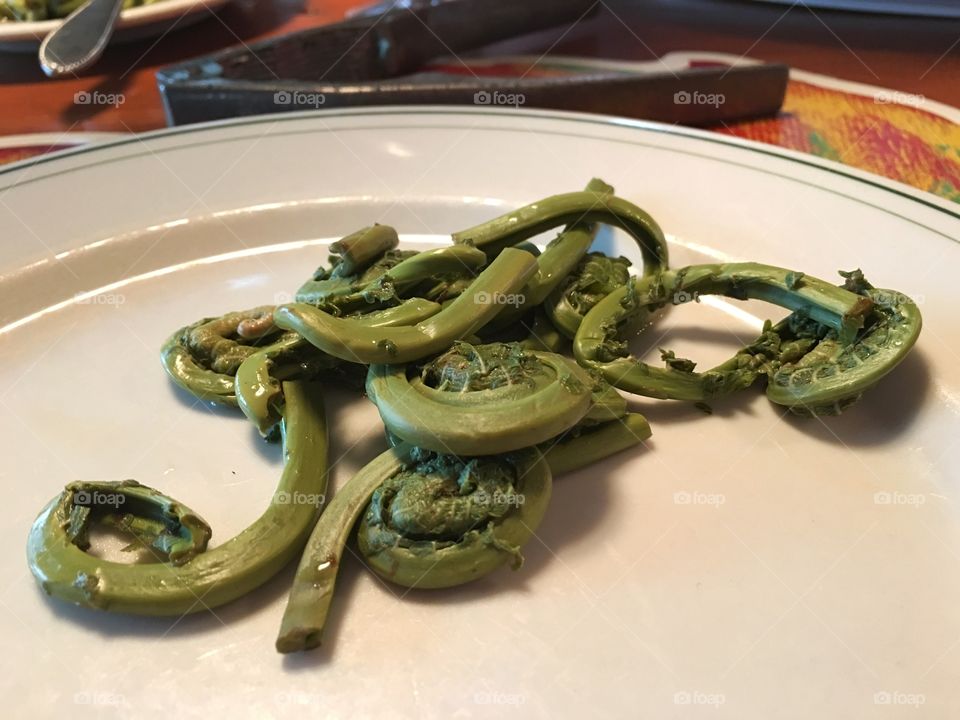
(1, 0, 162, 21)
(520, 308, 570, 354)
(27, 381, 328, 615)
(574, 263, 874, 402)
(357, 448, 550, 587)
(298, 243, 485, 311)
(766, 271, 922, 415)
(542, 413, 652, 475)
(28, 182, 926, 657)
(276, 443, 413, 653)
(276, 444, 550, 652)
(274, 247, 538, 364)
(236, 298, 441, 436)
(452, 190, 669, 278)
(481, 178, 613, 332)
(367, 341, 594, 455)
(160, 306, 285, 406)
(546, 252, 633, 339)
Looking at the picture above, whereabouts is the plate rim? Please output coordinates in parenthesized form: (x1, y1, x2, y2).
(1, 105, 957, 228)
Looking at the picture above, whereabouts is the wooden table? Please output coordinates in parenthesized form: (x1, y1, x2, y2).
(0, 0, 957, 136)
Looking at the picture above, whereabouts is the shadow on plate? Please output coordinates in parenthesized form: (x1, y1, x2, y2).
(617, 340, 931, 449)
(37, 559, 299, 641)
(782, 349, 931, 447)
(283, 442, 651, 667)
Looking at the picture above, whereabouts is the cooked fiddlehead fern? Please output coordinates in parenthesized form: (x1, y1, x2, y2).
(298, 244, 486, 312)
(160, 305, 285, 405)
(235, 298, 442, 436)
(765, 270, 922, 415)
(451, 189, 669, 278)
(545, 252, 633, 339)
(273, 247, 539, 365)
(27, 381, 328, 615)
(275, 443, 551, 653)
(366, 341, 595, 455)
(574, 263, 874, 402)
(479, 179, 614, 333)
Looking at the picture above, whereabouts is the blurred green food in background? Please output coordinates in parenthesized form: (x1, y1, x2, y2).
(1, 0, 165, 21)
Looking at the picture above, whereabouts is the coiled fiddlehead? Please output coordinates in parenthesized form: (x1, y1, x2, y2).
(451, 189, 669, 278)
(545, 252, 633, 339)
(366, 341, 595, 455)
(479, 178, 614, 334)
(766, 270, 922, 415)
(298, 243, 486, 312)
(27, 381, 328, 615)
(160, 306, 289, 405)
(275, 443, 551, 653)
(235, 298, 442, 436)
(274, 247, 539, 365)
(574, 263, 875, 403)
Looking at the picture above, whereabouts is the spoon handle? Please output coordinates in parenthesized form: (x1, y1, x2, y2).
(39, 0, 124, 77)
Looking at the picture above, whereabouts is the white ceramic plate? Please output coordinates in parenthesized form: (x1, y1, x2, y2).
(1, 108, 958, 719)
(0, 0, 232, 51)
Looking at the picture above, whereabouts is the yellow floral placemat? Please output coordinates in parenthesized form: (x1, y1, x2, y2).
(427, 51, 960, 204)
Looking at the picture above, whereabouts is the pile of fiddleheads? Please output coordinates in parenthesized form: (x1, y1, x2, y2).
(26, 179, 922, 655)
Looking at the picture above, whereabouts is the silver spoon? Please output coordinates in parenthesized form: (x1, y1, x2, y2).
(39, 0, 124, 77)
